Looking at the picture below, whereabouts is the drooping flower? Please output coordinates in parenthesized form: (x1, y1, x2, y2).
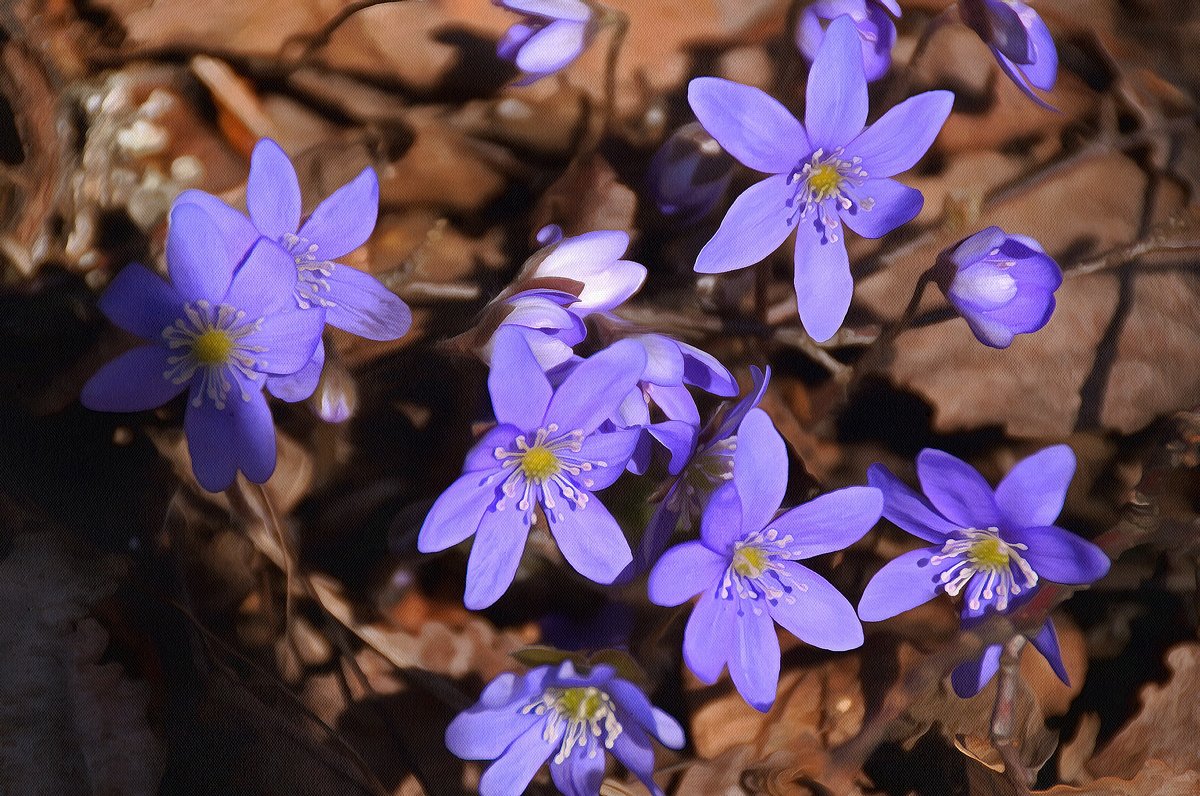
(858, 445, 1110, 696)
(647, 121, 736, 223)
(648, 408, 880, 710)
(486, 287, 589, 371)
(446, 660, 684, 796)
(81, 203, 325, 492)
(177, 138, 411, 404)
(934, 226, 1062, 348)
(958, 0, 1057, 109)
(617, 331, 739, 428)
(418, 330, 646, 609)
(796, 0, 902, 82)
(690, 16, 954, 342)
(495, 0, 597, 85)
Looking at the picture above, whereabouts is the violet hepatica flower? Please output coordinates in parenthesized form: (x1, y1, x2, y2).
(495, 0, 596, 85)
(178, 138, 411, 403)
(647, 121, 736, 223)
(488, 287, 588, 371)
(649, 408, 880, 710)
(690, 15, 953, 342)
(935, 226, 1063, 349)
(419, 330, 646, 609)
(446, 661, 684, 796)
(621, 332, 739, 428)
(959, 0, 1058, 109)
(81, 204, 325, 492)
(796, 0, 902, 82)
(858, 445, 1110, 696)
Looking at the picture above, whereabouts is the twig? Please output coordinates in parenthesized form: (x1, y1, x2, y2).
(991, 636, 1032, 794)
(279, 0, 414, 68)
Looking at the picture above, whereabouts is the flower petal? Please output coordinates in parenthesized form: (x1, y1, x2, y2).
(805, 15, 868, 152)
(1004, 525, 1110, 585)
(417, 472, 496, 552)
(81, 345, 185, 412)
(728, 604, 781, 711)
(687, 77, 808, 173)
(1019, 4, 1058, 90)
(477, 722, 555, 796)
(322, 265, 412, 341)
(465, 507, 531, 609)
(644, 382, 700, 426)
(547, 495, 632, 584)
(857, 546, 953, 621)
(183, 395, 238, 492)
(575, 428, 640, 490)
(609, 726, 660, 795)
(769, 486, 882, 558)
(515, 19, 587, 77)
(232, 387, 276, 483)
(993, 49, 1057, 111)
(166, 202, 236, 304)
(679, 340, 737, 395)
(225, 238, 301, 317)
(769, 562, 864, 651)
(645, 419, 698, 475)
(1030, 619, 1070, 685)
(245, 306, 326, 376)
(694, 174, 795, 274)
(850, 90, 953, 177)
(297, 167, 379, 260)
(636, 334, 686, 385)
(712, 365, 770, 441)
(606, 679, 686, 750)
(916, 449, 1001, 528)
(648, 540, 728, 606)
(840, 177, 923, 239)
(546, 339, 646, 435)
(951, 644, 1002, 698)
(867, 463, 957, 542)
(550, 751, 605, 796)
(732, 408, 788, 532)
(700, 482, 744, 553)
(488, 327, 553, 430)
(246, 138, 301, 241)
(446, 677, 541, 760)
(266, 340, 325, 402)
(683, 590, 735, 683)
(463, 423, 522, 472)
(792, 215, 853, 343)
(97, 264, 181, 339)
(174, 189, 261, 263)
(994, 444, 1075, 528)
(532, 231, 645, 314)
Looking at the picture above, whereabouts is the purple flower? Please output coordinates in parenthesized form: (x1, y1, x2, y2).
(796, 0, 902, 82)
(177, 138, 411, 403)
(959, 0, 1058, 109)
(495, 0, 596, 85)
(690, 16, 954, 342)
(858, 445, 1110, 696)
(81, 203, 325, 492)
(446, 661, 684, 796)
(418, 330, 646, 609)
(488, 287, 588, 370)
(647, 122, 736, 223)
(648, 409, 880, 710)
(621, 332, 739, 428)
(935, 226, 1063, 348)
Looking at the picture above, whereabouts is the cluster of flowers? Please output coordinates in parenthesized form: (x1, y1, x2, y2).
(78, 3, 1088, 795)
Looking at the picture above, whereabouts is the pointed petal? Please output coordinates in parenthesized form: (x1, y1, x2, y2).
(515, 20, 586, 76)
(712, 365, 770, 441)
(805, 15, 868, 151)
(606, 680, 684, 750)
(694, 175, 795, 274)
(184, 397, 238, 492)
(850, 91, 953, 176)
(297, 167, 378, 260)
(417, 472, 496, 552)
(700, 482, 744, 553)
(98, 263, 181, 339)
(477, 723, 554, 796)
(648, 541, 728, 606)
(488, 327, 553, 430)
(792, 217, 853, 342)
(841, 178, 923, 239)
(867, 464, 957, 542)
(983, 0, 1032, 63)
(1020, 7, 1058, 90)
(1005, 525, 1110, 585)
(245, 307, 326, 376)
(81, 345, 184, 412)
(857, 546, 953, 621)
(732, 408, 788, 532)
(246, 138, 301, 241)
(994, 444, 1075, 528)
(769, 486, 882, 557)
(994, 49, 1058, 111)
(226, 238, 301, 317)
(769, 562, 863, 651)
(687, 77, 808, 173)
(916, 449, 1001, 528)
(546, 339, 646, 434)
(167, 202, 236, 304)
(463, 424, 522, 472)
(678, 340, 737, 396)
(446, 683, 540, 759)
(266, 341, 324, 402)
(1030, 619, 1070, 685)
(728, 605, 781, 711)
(546, 496, 632, 584)
(645, 419, 698, 474)
(174, 189, 261, 263)
(322, 265, 412, 341)
(549, 752, 605, 796)
(636, 334, 686, 385)
(575, 428, 640, 490)
(232, 387, 276, 483)
(951, 644, 1003, 697)
(683, 590, 734, 683)
(464, 508, 531, 609)
(644, 382, 700, 426)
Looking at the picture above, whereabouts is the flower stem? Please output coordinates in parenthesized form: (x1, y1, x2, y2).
(991, 635, 1033, 794)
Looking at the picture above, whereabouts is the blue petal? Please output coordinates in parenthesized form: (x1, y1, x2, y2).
(464, 507, 531, 609)
(606, 679, 686, 750)
(498, 22, 536, 60)
(167, 203, 236, 304)
(732, 408, 788, 532)
(951, 644, 1002, 698)
(515, 19, 587, 77)
(1019, 3, 1058, 90)
(297, 167, 379, 260)
(694, 174, 795, 274)
(678, 340, 737, 396)
(184, 394, 238, 492)
(848, 90, 953, 177)
(636, 333, 685, 385)
(550, 750, 605, 796)
(477, 722, 555, 796)
(687, 77, 808, 174)
(323, 265, 412, 341)
(648, 540, 728, 606)
(644, 382, 700, 426)
(247, 138, 301, 241)
(769, 561, 864, 651)
(416, 472, 496, 552)
(712, 365, 770, 441)
(266, 340, 325, 403)
(1030, 619, 1070, 685)
(993, 49, 1058, 111)
(546, 339, 646, 435)
(993, 444, 1075, 529)
(700, 482, 744, 553)
(81, 345, 184, 412)
(805, 15, 868, 151)
(1005, 525, 1110, 585)
(546, 495, 632, 584)
(244, 306, 326, 376)
(575, 428, 640, 490)
(792, 214, 853, 343)
(769, 486, 882, 557)
(841, 178, 923, 239)
(232, 387, 276, 483)
(916, 449, 1002, 529)
(857, 546, 953, 622)
(683, 590, 734, 683)
(982, 0, 1032, 63)
(609, 726, 660, 795)
(728, 603, 781, 711)
(867, 463, 958, 542)
(225, 238, 301, 318)
(533, 230, 645, 314)
(98, 263, 180, 339)
(858, 3, 898, 81)
(445, 674, 541, 759)
(645, 419, 698, 475)
(488, 327, 553, 430)
(463, 423, 522, 472)
(174, 189, 261, 263)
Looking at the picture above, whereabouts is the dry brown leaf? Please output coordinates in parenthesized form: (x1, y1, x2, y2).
(1041, 759, 1200, 796)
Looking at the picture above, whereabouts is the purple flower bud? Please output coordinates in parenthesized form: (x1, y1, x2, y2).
(958, 0, 1058, 108)
(795, 0, 901, 83)
(935, 226, 1062, 349)
(647, 122, 736, 223)
(495, 0, 596, 85)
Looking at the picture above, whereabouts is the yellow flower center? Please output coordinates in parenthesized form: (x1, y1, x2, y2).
(524, 684, 623, 764)
(732, 544, 769, 578)
(968, 536, 1011, 570)
(807, 163, 844, 201)
(554, 687, 604, 720)
(520, 445, 561, 483)
(192, 329, 234, 365)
